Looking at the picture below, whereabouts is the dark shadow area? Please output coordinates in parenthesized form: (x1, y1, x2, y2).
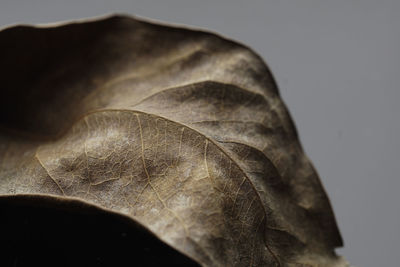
(0, 195, 199, 267)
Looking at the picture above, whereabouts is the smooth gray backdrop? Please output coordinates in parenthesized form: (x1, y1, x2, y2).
(1, 1, 399, 266)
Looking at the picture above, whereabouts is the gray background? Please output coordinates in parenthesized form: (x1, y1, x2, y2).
(1, 1, 399, 266)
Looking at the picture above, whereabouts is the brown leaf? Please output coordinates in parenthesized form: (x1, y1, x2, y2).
(0, 15, 347, 266)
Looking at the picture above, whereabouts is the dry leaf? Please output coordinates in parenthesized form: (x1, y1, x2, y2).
(0, 15, 347, 266)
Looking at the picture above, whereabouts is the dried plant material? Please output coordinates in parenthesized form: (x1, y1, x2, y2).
(0, 15, 347, 266)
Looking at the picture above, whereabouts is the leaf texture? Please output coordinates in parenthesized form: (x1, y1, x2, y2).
(0, 15, 347, 266)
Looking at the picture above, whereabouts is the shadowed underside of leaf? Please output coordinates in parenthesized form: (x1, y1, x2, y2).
(0, 15, 347, 266)
(0, 195, 200, 266)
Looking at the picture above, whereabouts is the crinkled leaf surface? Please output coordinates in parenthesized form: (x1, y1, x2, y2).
(0, 15, 347, 266)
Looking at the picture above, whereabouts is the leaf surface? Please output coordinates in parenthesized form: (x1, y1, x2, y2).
(0, 15, 346, 266)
